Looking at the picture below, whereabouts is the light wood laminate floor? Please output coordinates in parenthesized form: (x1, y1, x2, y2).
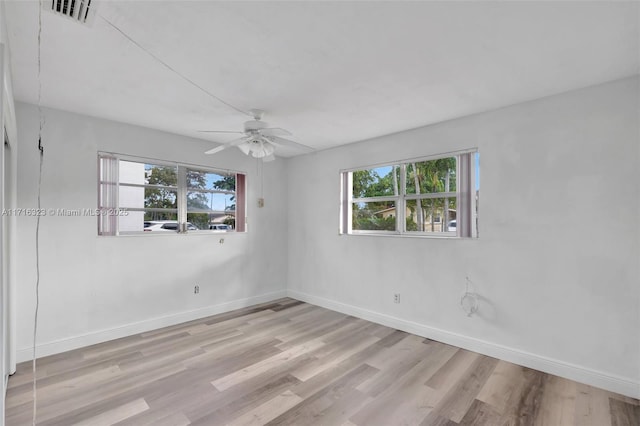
(5, 298, 639, 425)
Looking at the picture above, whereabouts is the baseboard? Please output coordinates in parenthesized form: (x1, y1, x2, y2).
(2, 375, 5, 426)
(287, 289, 640, 399)
(16, 290, 287, 363)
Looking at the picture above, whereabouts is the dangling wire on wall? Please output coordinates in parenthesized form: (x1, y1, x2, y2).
(33, 1, 45, 424)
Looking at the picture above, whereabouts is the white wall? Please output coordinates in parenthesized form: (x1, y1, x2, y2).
(14, 103, 289, 361)
(287, 77, 640, 398)
(1, 0, 19, 423)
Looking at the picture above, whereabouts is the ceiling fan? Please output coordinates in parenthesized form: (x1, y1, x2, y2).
(200, 109, 312, 161)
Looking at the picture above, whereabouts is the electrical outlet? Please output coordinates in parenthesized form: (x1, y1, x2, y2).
(258, 198, 265, 208)
(194, 285, 200, 294)
(219, 238, 224, 244)
(393, 293, 400, 303)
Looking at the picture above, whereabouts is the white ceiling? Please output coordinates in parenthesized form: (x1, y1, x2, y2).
(5, 1, 639, 156)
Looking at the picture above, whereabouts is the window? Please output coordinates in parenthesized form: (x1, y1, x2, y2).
(340, 150, 479, 237)
(185, 168, 239, 232)
(98, 153, 246, 235)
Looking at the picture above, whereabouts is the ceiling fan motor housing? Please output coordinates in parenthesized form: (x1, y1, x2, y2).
(244, 120, 268, 133)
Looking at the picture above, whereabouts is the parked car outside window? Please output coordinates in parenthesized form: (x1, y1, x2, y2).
(143, 221, 199, 232)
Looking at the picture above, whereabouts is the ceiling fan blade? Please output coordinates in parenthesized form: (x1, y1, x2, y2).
(260, 127, 292, 137)
(268, 136, 314, 152)
(204, 146, 226, 155)
(198, 130, 245, 134)
(204, 137, 248, 155)
(263, 153, 276, 162)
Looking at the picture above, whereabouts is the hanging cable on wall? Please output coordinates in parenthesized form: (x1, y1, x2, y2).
(32, 1, 45, 424)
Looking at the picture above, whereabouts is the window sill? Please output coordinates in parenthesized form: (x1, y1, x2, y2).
(342, 231, 467, 239)
(101, 231, 246, 237)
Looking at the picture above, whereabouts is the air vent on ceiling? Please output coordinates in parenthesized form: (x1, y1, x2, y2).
(47, 0, 97, 25)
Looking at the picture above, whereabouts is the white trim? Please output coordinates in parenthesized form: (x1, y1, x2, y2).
(99, 151, 244, 177)
(287, 289, 640, 399)
(346, 231, 461, 239)
(404, 192, 457, 200)
(352, 196, 399, 203)
(339, 147, 477, 174)
(16, 290, 286, 363)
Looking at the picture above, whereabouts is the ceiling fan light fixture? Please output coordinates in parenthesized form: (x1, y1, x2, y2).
(263, 141, 275, 156)
(250, 140, 275, 158)
(238, 142, 252, 156)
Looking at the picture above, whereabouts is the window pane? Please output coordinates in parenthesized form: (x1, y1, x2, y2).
(187, 191, 236, 213)
(145, 187, 178, 209)
(118, 210, 178, 234)
(145, 164, 178, 186)
(406, 198, 457, 233)
(118, 185, 143, 209)
(187, 169, 235, 191)
(352, 166, 399, 198)
(352, 201, 396, 231)
(118, 161, 146, 185)
(119, 161, 177, 187)
(444, 198, 458, 233)
(187, 212, 235, 231)
(405, 157, 456, 195)
(119, 185, 177, 210)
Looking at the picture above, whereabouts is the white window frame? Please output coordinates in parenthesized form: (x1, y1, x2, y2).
(340, 149, 478, 238)
(98, 152, 246, 236)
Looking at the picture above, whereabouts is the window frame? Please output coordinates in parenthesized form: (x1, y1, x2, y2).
(340, 149, 478, 238)
(98, 152, 246, 236)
